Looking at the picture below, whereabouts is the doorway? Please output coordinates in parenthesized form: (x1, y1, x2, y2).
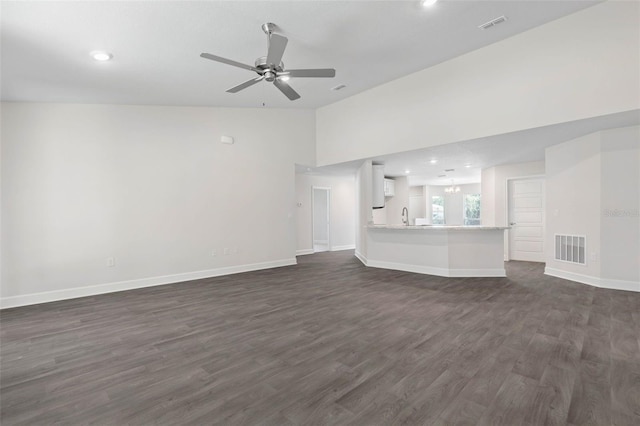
(312, 187, 331, 252)
(507, 177, 545, 262)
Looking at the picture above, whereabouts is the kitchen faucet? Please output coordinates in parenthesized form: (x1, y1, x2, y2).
(402, 207, 409, 225)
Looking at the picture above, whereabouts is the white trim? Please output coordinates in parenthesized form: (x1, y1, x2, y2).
(331, 244, 355, 252)
(354, 250, 368, 265)
(366, 259, 506, 278)
(545, 267, 639, 293)
(296, 249, 314, 256)
(0, 258, 297, 310)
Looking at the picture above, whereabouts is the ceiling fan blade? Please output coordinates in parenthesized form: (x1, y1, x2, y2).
(284, 69, 336, 78)
(273, 79, 300, 101)
(266, 34, 288, 67)
(200, 53, 258, 72)
(226, 76, 265, 93)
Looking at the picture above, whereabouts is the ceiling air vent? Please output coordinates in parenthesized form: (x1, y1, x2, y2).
(479, 16, 507, 30)
(331, 84, 347, 91)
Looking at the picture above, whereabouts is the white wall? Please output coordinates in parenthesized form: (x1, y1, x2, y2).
(371, 202, 387, 225)
(355, 160, 373, 261)
(545, 133, 602, 279)
(600, 127, 640, 283)
(481, 161, 545, 260)
(481, 161, 546, 227)
(316, 1, 639, 166)
(545, 125, 639, 291)
(409, 186, 425, 225)
(1, 102, 315, 307)
(481, 167, 496, 226)
(295, 173, 356, 254)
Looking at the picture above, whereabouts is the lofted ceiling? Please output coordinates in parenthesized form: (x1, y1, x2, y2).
(1, 0, 600, 109)
(6, 0, 631, 187)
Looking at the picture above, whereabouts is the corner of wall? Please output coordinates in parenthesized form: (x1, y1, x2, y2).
(544, 125, 640, 290)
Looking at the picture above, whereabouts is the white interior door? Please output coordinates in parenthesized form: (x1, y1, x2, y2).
(312, 187, 330, 252)
(508, 178, 545, 262)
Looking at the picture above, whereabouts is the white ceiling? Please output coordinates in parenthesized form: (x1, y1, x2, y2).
(1, 0, 600, 109)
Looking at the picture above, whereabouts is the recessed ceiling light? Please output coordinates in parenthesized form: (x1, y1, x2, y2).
(422, 0, 438, 7)
(429, 159, 438, 164)
(465, 164, 472, 168)
(91, 51, 112, 61)
(405, 170, 411, 174)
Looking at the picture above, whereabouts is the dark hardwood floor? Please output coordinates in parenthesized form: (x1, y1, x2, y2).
(1, 251, 639, 425)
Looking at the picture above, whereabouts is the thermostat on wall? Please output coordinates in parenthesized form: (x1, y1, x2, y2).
(221, 135, 234, 144)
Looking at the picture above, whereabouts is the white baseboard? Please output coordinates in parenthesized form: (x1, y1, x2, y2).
(331, 244, 355, 252)
(0, 258, 297, 310)
(366, 259, 506, 278)
(296, 249, 314, 256)
(544, 267, 639, 293)
(354, 250, 368, 265)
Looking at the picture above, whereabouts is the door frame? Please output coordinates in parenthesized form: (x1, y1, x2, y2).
(504, 175, 545, 261)
(312, 186, 331, 252)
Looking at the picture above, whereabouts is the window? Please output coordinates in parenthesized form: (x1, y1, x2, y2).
(432, 195, 444, 224)
(464, 194, 481, 225)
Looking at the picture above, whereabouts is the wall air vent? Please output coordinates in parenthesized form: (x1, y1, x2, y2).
(444, 169, 455, 172)
(479, 16, 507, 30)
(554, 234, 586, 265)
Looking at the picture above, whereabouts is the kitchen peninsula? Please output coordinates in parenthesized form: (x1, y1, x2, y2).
(362, 225, 509, 277)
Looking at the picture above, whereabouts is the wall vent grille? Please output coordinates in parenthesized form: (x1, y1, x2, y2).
(554, 234, 586, 265)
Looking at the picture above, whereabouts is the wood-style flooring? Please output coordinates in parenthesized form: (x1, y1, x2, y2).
(1, 251, 639, 425)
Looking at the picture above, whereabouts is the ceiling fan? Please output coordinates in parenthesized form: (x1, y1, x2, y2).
(200, 23, 336, 101)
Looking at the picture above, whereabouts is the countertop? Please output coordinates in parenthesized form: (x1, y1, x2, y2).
(368, 224, 509, 230)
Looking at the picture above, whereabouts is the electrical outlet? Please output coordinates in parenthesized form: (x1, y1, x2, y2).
(106, 257, 115, 267)
(231, 247, 238, 254)
(590, 251, 598, 262)
(211, 250, 217, 257)
(224, 248, 230, 256)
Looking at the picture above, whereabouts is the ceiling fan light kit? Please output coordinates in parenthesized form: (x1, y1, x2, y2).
(200, 22, 336, 101)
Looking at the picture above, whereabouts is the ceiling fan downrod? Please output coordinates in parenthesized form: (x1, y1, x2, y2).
(261, 22, 276, 36)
